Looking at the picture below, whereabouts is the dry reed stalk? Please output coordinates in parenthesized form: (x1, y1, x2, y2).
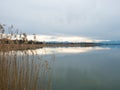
(0, 24, 52, 90)
(0, 50, 52, 90)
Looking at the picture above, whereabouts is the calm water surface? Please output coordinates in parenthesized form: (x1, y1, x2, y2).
(37, 46, 120, 90)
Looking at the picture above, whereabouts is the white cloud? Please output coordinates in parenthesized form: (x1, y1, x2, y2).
(27, 34, 108, 42)
(0, 0, 120, 40)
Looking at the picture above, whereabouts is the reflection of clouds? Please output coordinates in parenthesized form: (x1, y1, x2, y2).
(27, 47, 110, 55)
(2, 47, 110, 56)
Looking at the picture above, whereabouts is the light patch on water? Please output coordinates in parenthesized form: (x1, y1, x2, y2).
(26, 47, 110, 55)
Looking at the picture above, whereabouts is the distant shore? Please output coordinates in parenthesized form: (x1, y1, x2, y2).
(0, 43, 100, 51)
(1, 42, 120, 51)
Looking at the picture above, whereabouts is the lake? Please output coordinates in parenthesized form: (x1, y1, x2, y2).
(1, 45, 120, 90)
(38, 46, 120, 90)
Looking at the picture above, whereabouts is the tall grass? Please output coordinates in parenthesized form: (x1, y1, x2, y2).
(0, 24, 52, 90)
(0, 49, 52, 90)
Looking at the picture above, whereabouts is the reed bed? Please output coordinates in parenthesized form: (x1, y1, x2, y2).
(0, 50, 52, 90)
(0, 44, 44, 51)
(0, 24, 52, 90)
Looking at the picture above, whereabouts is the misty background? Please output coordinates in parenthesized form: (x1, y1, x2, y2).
(0, 0, 120, 40)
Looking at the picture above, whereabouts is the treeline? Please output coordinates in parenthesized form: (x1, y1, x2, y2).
(0, 38, 43, 44)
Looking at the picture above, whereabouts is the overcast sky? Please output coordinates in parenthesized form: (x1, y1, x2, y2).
(0, 0, 120, 40)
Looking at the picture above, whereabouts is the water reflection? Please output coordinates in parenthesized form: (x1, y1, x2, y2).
(1, 46, 120, 90)
(50, 46, 120, 90)
(26, 47, 110, 55)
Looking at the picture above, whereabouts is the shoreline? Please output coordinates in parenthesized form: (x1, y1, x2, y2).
(0, 43, 120, 51)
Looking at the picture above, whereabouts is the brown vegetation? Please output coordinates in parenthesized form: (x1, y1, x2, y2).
(0, 50, 51, 90)
(0, 24, 52, 90)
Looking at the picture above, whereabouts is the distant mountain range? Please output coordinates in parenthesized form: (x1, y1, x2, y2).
(99, 40, 120, 45)
(45, 40, 120, 45)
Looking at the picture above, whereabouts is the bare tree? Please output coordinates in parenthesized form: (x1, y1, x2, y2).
(0, 24, 5, 39)
(33, 34, 36, 44)
(23, 33, 27, 44)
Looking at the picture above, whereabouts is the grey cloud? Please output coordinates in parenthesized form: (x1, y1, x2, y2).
(0, 0, 120, 40)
